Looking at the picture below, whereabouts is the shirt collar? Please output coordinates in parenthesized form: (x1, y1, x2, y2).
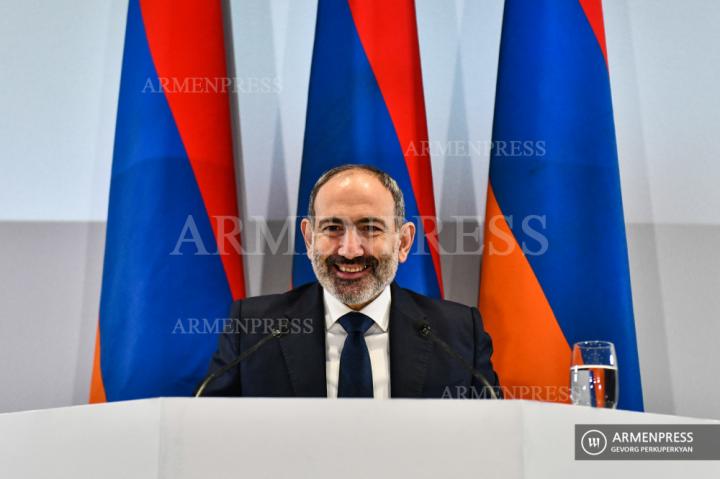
(323, 285, 391, 333)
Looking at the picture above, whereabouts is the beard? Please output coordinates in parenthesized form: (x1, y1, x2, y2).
(310, 248, 399, 307)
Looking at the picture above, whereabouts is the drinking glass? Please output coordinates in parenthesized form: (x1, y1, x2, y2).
(570, 341, 618, 409)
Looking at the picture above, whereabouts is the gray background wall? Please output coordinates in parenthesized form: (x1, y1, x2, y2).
(1, 0, 718, 418)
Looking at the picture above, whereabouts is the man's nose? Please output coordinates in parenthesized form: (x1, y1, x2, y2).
(337, 228, 364, 259)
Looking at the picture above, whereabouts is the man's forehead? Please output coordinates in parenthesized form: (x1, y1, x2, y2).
(314, 171, 394, 212)
(324, 169, 377, 189)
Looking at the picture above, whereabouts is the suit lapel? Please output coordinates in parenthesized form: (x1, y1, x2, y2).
(277, 283, 327, 397)
(389, 282, 434, 397)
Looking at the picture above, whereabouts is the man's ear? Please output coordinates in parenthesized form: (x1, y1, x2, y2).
(397, 221, 416, 263)
(300, 218, 314, 257)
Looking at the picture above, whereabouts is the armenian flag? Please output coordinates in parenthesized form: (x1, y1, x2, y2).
(479, 0, 643, 410)
(90, 0, 245, 402)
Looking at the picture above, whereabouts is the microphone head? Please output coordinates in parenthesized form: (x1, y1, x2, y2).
(417, 322, 431, 337)
(272, 324, 290, 337)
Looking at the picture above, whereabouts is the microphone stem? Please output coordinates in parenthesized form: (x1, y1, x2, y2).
(194, 328, 285, 397)
(421, 325, 498, 400)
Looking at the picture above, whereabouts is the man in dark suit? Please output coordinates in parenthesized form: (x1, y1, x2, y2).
(202, 164, 499, 398)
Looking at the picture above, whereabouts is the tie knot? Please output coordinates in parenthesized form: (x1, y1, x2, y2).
(338, 312, 374, 334)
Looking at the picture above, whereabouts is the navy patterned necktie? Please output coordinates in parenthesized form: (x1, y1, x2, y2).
(337, 312, 375, 398)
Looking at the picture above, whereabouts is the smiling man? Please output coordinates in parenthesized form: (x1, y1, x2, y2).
(201, 164, 500, 398)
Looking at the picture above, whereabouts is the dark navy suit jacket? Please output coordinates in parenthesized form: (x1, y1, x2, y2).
(202, 282, 500, 398)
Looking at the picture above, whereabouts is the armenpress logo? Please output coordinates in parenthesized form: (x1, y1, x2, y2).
(581, 429, 608, 456)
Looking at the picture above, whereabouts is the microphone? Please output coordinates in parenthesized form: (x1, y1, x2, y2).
(194, 325, 288, 397)
(417, 322, 499, 400)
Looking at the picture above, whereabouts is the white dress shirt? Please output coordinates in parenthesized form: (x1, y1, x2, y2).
(324, 285, 391, 399)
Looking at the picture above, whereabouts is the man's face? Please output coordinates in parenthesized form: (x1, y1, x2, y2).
(300, 171, 415, 309)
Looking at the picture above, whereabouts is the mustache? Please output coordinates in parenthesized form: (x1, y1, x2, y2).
(326, 255, 379, 269)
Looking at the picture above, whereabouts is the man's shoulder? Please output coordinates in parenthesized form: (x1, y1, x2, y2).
(393, 283, 477, 317)
(392, 284, 480, 340)
(229, 282, 320, 316)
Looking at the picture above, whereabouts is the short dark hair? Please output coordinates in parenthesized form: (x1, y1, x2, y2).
(307, 164, 405, 230)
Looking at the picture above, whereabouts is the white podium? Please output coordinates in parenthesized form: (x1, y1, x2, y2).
(1, 398, 718, 478)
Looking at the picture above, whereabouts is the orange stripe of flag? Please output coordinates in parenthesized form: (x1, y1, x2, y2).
(479, 185, 571, 402)
(89, 324, 107, 403)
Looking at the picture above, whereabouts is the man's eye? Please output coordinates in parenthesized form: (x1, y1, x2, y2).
(362, 225, 381, 233)
(323, 225, 342, 233)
